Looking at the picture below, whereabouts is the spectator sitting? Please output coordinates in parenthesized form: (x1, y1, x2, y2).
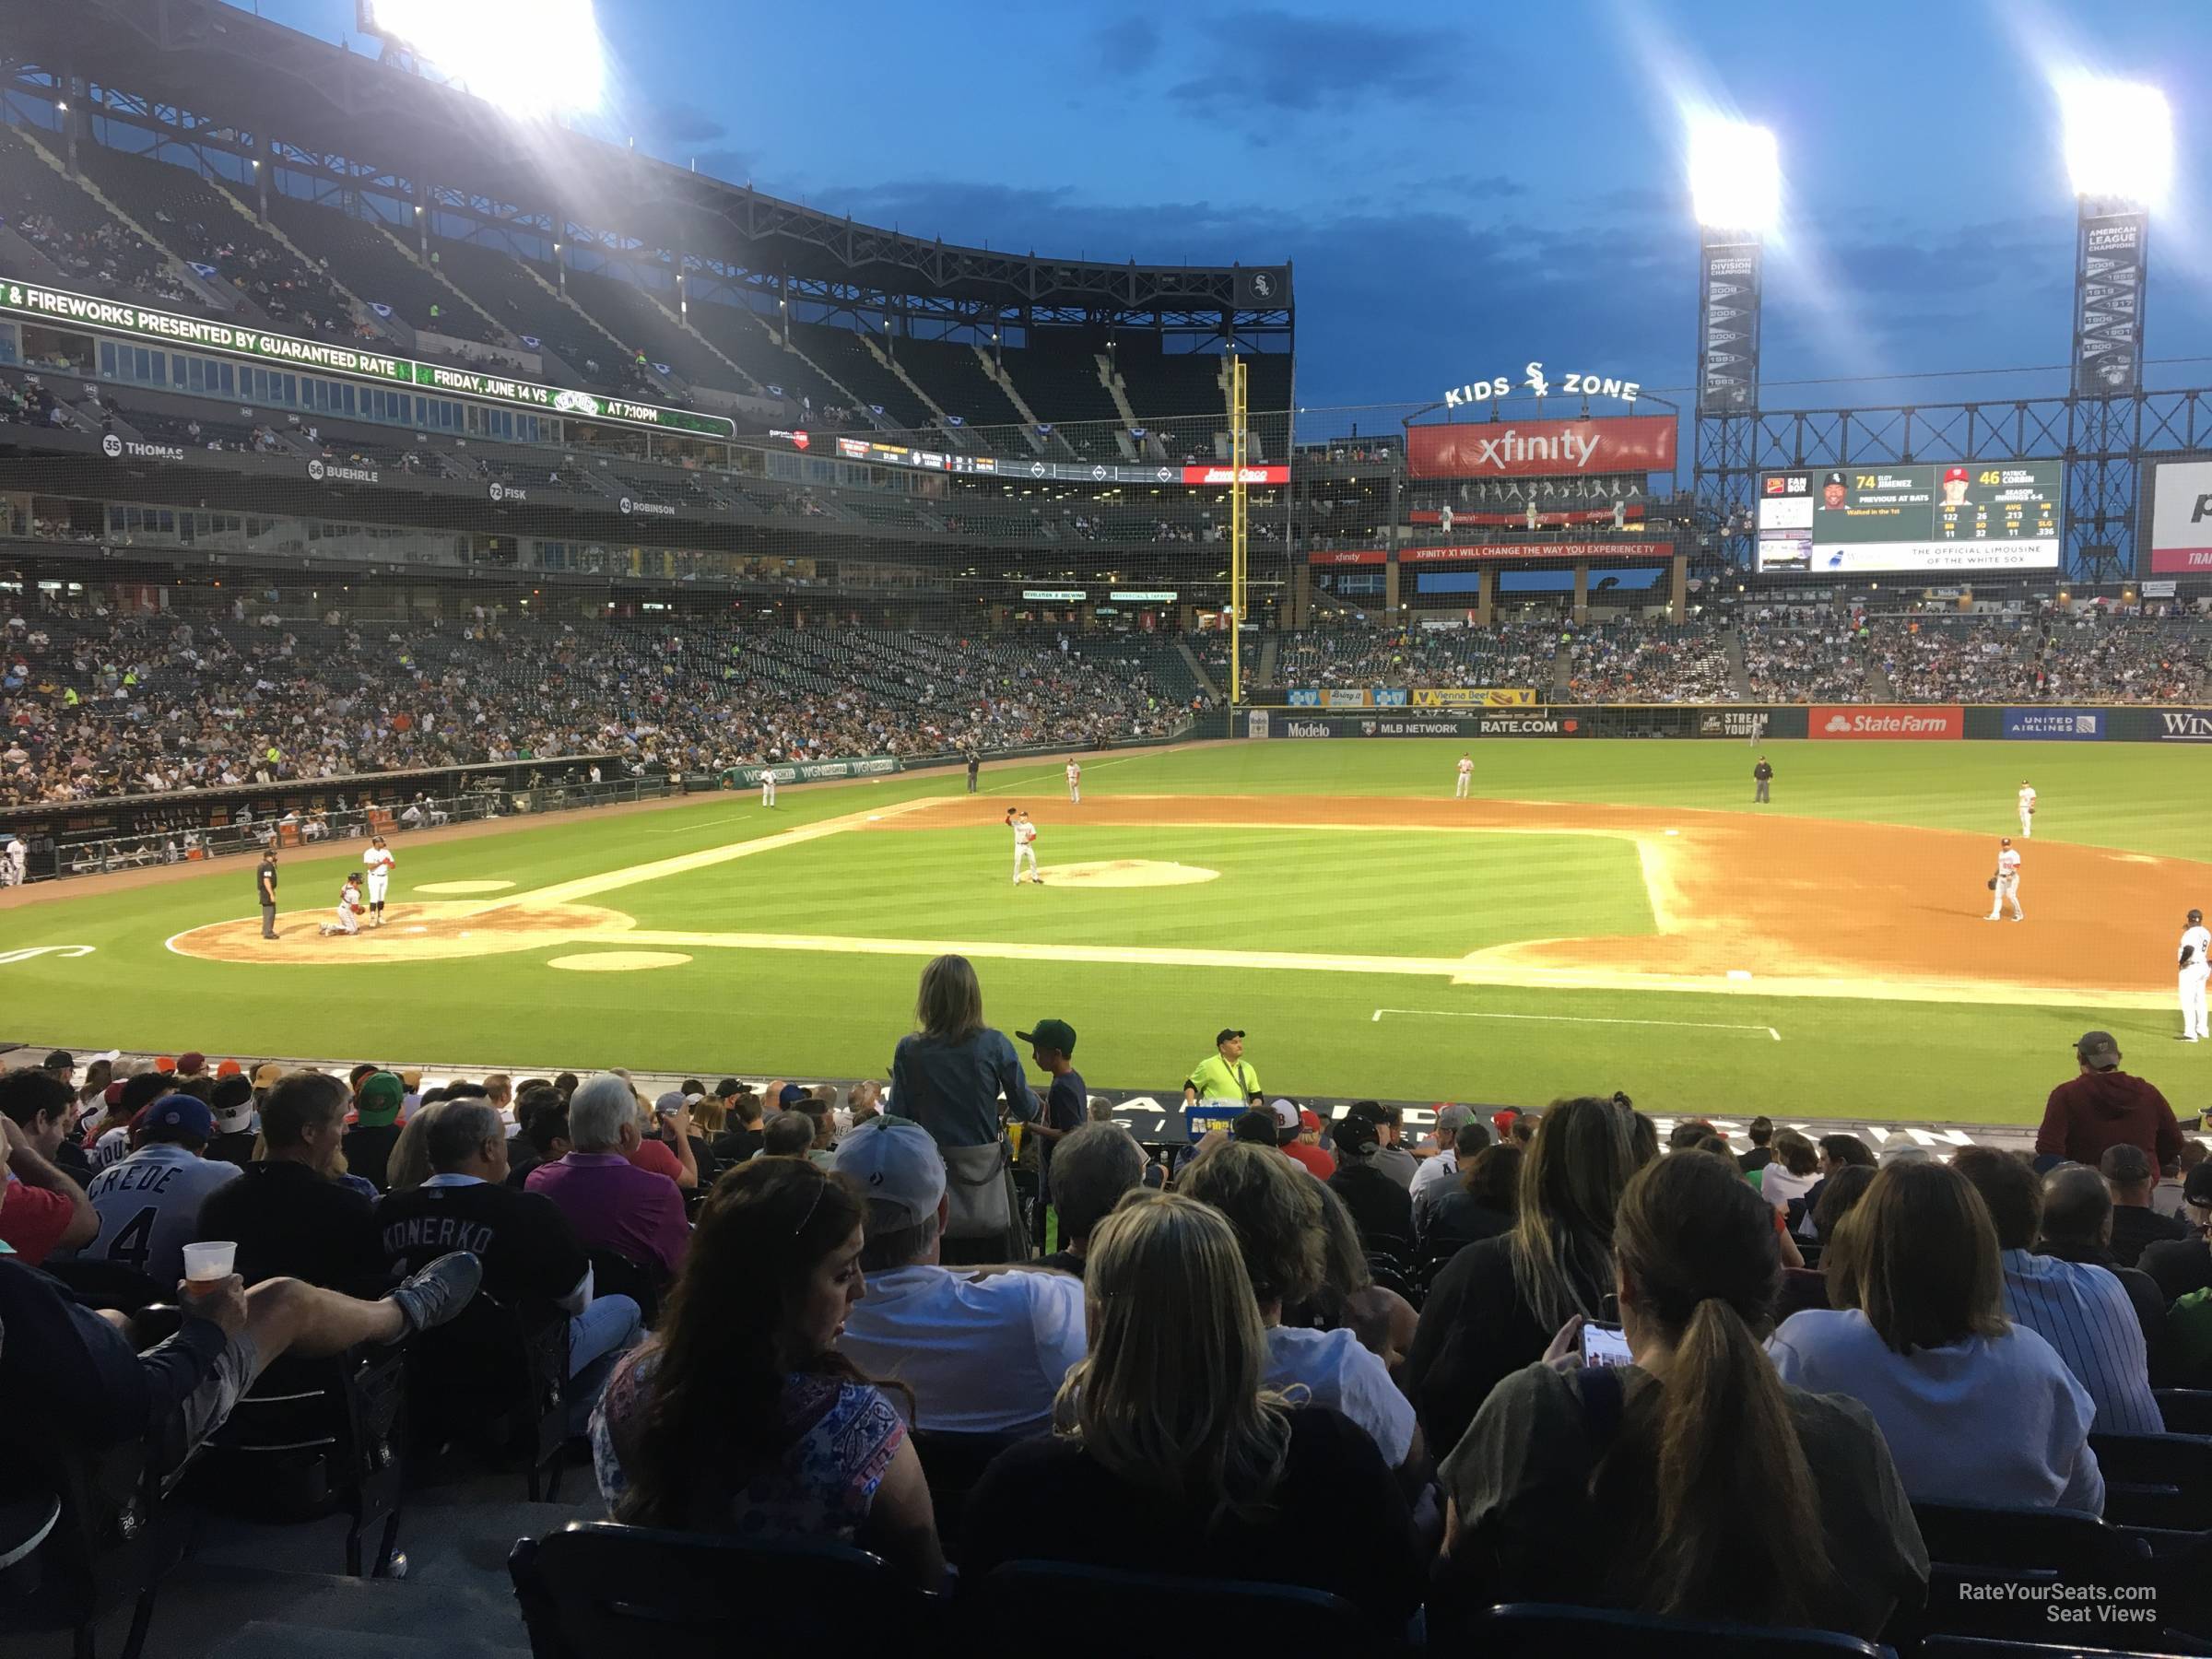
(1798, 1134, 1879, 1238)
(2152, 1141, 2205, 1221)
(194, 1072, 387, 1292)
(1301, 1181, 1420, 1374)
(2139, 1162, 2212, 1307)
(1777, 1165, 1878, 1322)
(1368, 1102, 1418, 1190)
(846, 1079, 883, 1132)
(651, 1090, 712, 1186)
(0, 1071, 100, 1264)
(526, 1072, 689, 1279)
(1737, 1114, 1776, 1175)
(616, 1084, 695, 1190)
(1418, 1141, 1522, 1267)
(504, 1086, 570, 1189)
(2034, 1031, 2183, 1172)
(1947, 1149, 2160, 1433)
(344, 1071, 406, 1192)
(830, 1115, 1086, 1435)
(760, 1112, 818, 1161)
(2100, 1142, 2190, 1266)
(1768, 1159, 2104, 1512)
(1441, 1148, 1926, 1638)
(2030, 1159, 2171, 1381)
(377, 1098, 641, 1430)
(1034, 1122, 1147, 1277)
(80, 1096, 243, 1288)
(382, 1100, 450, 1197)
(1408, 1106, 1479, 1212)
(589, 1159, 943, 1587)
(963, 1193, 1425, 1629)
(708, 1083, 765, 1166)
(1325, 1102, 1415, 1258)
(1180, 1144, 1425, 1486)
(1415, 1120, 1494, 1236)
(1406, 1096, 1651, 1458)
(1758, 1129, 1821, 1216)
(1283, 1103, 1335, 1180)
(1231, 1109, 1281, 1150)
(206, 1075, 260, 1169)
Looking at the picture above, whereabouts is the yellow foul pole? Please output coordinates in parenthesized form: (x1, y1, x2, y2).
(1230, 355, 1247, 705)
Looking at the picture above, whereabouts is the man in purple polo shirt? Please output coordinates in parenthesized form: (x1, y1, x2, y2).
(525, 1073, 688, 1277)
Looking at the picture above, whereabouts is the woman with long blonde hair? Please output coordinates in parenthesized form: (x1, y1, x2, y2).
(963, 1193, 1425, 1627)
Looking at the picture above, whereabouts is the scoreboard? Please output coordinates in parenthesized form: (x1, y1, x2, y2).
(1756, 460, 2063, 574)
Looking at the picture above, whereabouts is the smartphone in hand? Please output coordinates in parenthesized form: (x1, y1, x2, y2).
(1578, 1320, 1633, 1368)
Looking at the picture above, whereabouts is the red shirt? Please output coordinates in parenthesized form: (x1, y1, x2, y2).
(624, 1138, 684, 1182)
(2035, 1069, 2183, 1170)
(1284, 1141, 1336, 1180)
(0, 1181, 75, 1265)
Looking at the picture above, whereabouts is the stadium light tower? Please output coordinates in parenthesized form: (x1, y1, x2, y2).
(2058, 77, 2170, 398)
(355, 0, 606, 117)
(1688, 117, 1776, 418)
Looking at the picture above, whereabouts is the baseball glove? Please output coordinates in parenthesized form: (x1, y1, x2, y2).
(351, 903, 366, 914)
(1985, 877, 1997, 890)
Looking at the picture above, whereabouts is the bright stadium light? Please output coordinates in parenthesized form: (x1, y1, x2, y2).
(360, 0, 606, 117)
(2058, 76, 2172, 206)
(1687, 117, 1781, 235)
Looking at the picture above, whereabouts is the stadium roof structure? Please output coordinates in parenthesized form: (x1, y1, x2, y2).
(0, 0, 1293, 335)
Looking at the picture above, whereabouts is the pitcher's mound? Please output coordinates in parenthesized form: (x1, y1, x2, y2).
(1042, 860, 1221, 888)
(171, 900, 631, 964)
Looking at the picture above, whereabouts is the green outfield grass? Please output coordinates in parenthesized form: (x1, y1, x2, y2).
(5, 737, 2209, 1124)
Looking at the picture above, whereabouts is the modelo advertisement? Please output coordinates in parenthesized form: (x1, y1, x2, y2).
(2001, 710, 2107, 741)
(1757, 462, 2062, 574)
(2147, 459, 2212, 575)
(1809, 706, 1964, 740)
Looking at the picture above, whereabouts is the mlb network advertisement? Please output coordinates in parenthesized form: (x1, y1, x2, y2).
(1756, 461, 2062, 575)
(2147, 459, 2212, 575)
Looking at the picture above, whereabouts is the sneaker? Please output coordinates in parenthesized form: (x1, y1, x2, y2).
(387, 1251, 482, 1339)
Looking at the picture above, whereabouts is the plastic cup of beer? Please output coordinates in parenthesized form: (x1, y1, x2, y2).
(182, 1241, 236, 1297)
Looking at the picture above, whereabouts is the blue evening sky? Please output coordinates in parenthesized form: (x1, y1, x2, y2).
(245, 0, 2212, 417)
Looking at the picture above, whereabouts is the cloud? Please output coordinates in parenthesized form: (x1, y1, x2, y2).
(1092, 18, 1159, 77)
(1163, 10, 1465, 124)
(688, 147, 760, 185)
(653, 100, 727, 144)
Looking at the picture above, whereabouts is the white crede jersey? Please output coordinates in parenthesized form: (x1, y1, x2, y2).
(1458, 758, 1474, 777)
(363, 846, 395, 878)
(2018, 786, 2037, 811)
(1996, 849, 2022, 879)
(2184, 924, 2212, 971)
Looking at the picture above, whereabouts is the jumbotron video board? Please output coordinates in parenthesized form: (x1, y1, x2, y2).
(1756, 461, 2063, 574)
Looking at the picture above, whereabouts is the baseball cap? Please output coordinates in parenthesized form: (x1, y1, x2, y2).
(2076, 1031, 2122, 1070)
(102, 1080, 126, 1111)
(253, 1062, 287, 1088)
(215, 1059, 243, 1079)
(1436, 1104, 1477, 1135)
(141, 1095, 215, 1143)
(177, 1052, 207, 1077)
(1335, 1104, 1382, 1158)
(716, 1077, 742, 1098)
(1299, 1108, 1322, 1134)
(2184, 1162, 2212, 1208)
(1823, 470, 1844, 487)
(1017, 1018, 1077, 1055)
(1269, 1098, 1300, 1131)
(777, 1082, 810, 1109)
(356, 1072, 405, 1125)
(211, 1076, 255, 1132)
(42, 1050, 73, 1070)
(1216, 1028, 1246, 1046)
(832, 1115, 947, 1228)
(653, 1089, 688, 1117)
(1492, 1107, 1523, 1137)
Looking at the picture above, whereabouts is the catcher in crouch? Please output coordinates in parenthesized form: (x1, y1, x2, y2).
(321, 871, 366, 937)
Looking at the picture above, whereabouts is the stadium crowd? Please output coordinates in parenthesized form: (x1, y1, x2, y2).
(1740, 611, 1874, 702)
(5, 982, 2211, 1649)
(0, 604, 1192, 806)
(1273, 622, 1558, 691)
(1562, 618, 1738, 702)
(1877, 613, 2209, 704)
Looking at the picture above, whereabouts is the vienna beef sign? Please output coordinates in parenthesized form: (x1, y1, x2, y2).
(1407, 415, 1677, 480)
(0, 277, 735, 440)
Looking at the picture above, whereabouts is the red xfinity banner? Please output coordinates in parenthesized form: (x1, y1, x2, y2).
(1809, 705, 1963, 741)
(1407, 415, 1678, 480)
(1182, 464, 1289, 485)
(1306, 541, 1675, 566)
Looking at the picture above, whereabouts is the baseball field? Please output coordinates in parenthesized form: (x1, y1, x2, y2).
(4, 737, 2209, 1124)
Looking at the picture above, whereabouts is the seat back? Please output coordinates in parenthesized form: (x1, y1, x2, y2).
(1909, 1502, 2154, 1644)
(972, 1560, 1373, 1659)
(0, 1425, 183, 1646)
(2155, 1388, 2212, 1436)
(1475, 1601, 1884, 1658)
(908, 1429, 1028, 1558)
(192, 1345, 407, 1521)
(509, 1522, 935, 1659)
(2086, 1430, 2212, 1531)
(586, 1247, 664, 1328)
(41, 1258, 169, 1314)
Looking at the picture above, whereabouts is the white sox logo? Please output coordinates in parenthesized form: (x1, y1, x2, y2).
(1522, 361, 1550, 396)
(0, 945, 95, 964)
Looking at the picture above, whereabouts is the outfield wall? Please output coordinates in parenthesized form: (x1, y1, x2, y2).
(1239, 704, 2212, 742)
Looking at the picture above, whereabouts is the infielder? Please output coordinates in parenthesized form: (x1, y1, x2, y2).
(1066, 759, 1082, 805)
(2181, 908, 2210, 1041)
(1008, 807, 1041, 885)
(3, 833, 24, 887)
(322, 872, 365, 936)
(761, 765, 779, 808)
(362, 833, 396, 927)
(2018, 780, 2037, 838)
(1454, 752, 1474, 800)
(1985, 837, 2023, 922)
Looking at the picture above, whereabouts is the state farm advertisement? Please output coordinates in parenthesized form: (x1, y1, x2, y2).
(2147, 459, 2212, 574)
(1809, 705, 1963, 741)
(1407, 415, 1678, 480)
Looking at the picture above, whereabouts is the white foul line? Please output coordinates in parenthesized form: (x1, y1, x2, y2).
(1373, 1006, 1782, 1041)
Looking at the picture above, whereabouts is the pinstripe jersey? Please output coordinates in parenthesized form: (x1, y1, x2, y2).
(1998, 1249, 2162, 1434)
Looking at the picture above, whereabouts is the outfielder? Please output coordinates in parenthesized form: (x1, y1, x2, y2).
(2181, 908, 2210, 1042)
(2018, 780, 2037, 838)
(1008, 807, 1041, 885)
(761, 764, 779, 808)
(1454, 752, 1474, 800)
(2, 832, 24, 887)
(1985, 838, 2023, 922)
(321, 872, 365, 936)
(1066, 759, 1082, 805)
(362, 833, 396, 927)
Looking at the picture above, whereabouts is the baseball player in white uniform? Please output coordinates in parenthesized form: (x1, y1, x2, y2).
(1454, 753, 1474, 800)
(2, 833, 24, 887)
(2018, 781, 2037, 838)
(361, 833, 396, 926)
(1066, 759, 1081, 804)
(761, 763, 779, 808)
(2181, 908, 2211, 1041)
(1007, 807, 1041, 884)
(322, 873, 365, 936)
(1985, 838, 2023, 922)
